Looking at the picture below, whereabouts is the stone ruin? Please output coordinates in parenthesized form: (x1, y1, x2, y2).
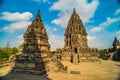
(108, 37, 120, 61)
(11, 10, 67, 76)
(55, 9, 99, 64)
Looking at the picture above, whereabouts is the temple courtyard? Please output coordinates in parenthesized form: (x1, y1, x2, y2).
(0, 60, 120, 80)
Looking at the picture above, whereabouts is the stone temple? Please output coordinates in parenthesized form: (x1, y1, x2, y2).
(112, 37, 120, 50)
(11, 10, 67, 76)
(55, 9, 99, 64)
(108, 37, 120, 61)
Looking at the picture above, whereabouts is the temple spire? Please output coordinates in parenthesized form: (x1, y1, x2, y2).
(114, 36, 119, 42)
(32, 9, 43, 24)
(113, 36, 120, 46)
(35, 9, 42, 20)
(73, 8, 76, 13)
(115, 36, 118, 40)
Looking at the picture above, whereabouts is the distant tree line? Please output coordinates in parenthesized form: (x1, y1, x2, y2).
(0, 43, 18, 62)
(50, 51, 56, 56)
(98, 49, 109, 60)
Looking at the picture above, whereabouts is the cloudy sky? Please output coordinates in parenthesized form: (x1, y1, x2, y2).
(0, 0, 120, 50)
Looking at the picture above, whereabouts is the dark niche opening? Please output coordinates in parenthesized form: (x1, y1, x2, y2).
(75, 48, 77, 53)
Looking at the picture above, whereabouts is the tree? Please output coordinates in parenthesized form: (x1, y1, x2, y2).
(0, 47, 18, 62)
(0, 50, 9, 62)
(12, 47, 18, 54)
(50, 51, 56, 56)
(99, 49, 109, 60)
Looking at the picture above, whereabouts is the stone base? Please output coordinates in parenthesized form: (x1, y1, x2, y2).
(72, 54, 79, 64)
(11, 53, 67, 76)
(11, 69, 47, 76)
(1, 73, 51, 80)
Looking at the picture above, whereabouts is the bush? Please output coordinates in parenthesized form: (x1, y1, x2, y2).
(0, 47, 18, 62)
(0, 50, 9, 62)
(99, 49, 109, 60)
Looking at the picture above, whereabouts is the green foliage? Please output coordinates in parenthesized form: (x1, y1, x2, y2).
(0, 50, 9, 62)
(99, 49, 109, 55)
(18, 44, 23, 49)
(50, 51, 56, 56)
(0, 47, 18, 62)
(99, 49, 109, 60)
(11, 47, 19, 54)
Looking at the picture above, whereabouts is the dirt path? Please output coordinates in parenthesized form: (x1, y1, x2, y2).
(48, 60, 120, 80)
(0, 60, 120, 80)
(0, 62, 14, 77)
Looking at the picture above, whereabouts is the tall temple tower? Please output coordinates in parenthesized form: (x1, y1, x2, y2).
(56, 9, 99, 64)
(64, 8, 88, 54)
(11, 10, 66, 76)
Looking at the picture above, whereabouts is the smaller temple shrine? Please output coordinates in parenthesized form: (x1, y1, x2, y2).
(108, 37, 120, 61)
(112, 37, 120, 50)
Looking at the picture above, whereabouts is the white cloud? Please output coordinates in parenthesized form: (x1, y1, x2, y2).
(3, 21, 31, 33)
(115, 8, 120, 15)
(87, 30, 115, 49)
(87, 36, 96, 41)
(0, 11, 32, 33)
(116, 30, 120, 40)
(45, 24, 58, 33)
(89, 8, 120, 49)
(17, 35, 24, 46)
(90, 27, 103, 32)
(50, 0, 99, 27)
(45, 24, 63, 50)
(116, 30, 120, 35)
(0, 12, 33, 21)
(49, 33, 64, 51)
(53, 28, 58, 31)
(87, 36, 97, 48)
(91, 17, 120, 32)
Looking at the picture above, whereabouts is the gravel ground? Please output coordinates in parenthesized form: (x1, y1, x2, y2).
(0, 60, 120, 80)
